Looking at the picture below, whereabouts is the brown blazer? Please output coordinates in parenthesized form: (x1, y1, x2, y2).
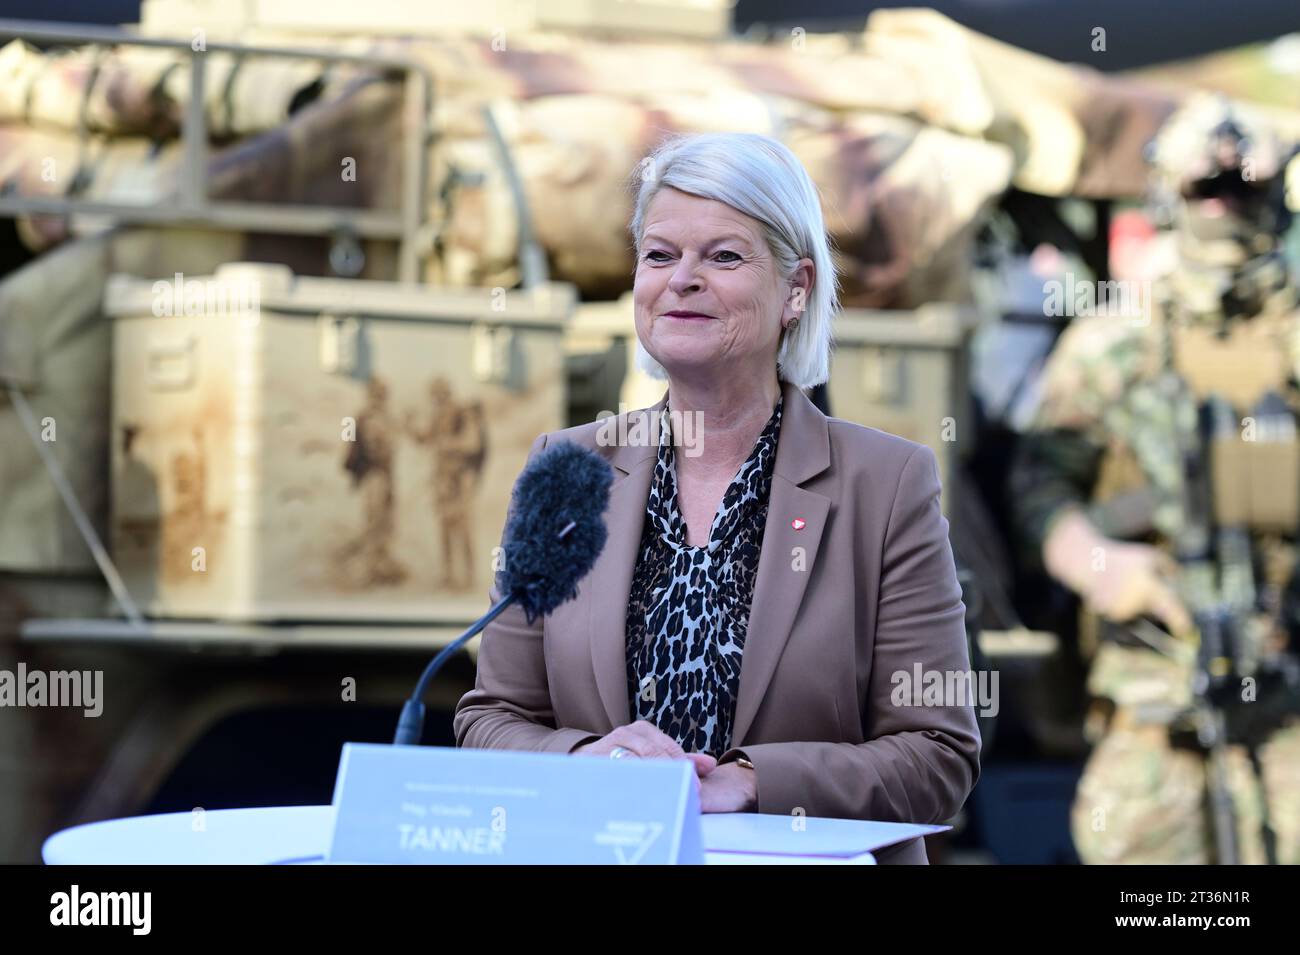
(454, 379, 981, 862)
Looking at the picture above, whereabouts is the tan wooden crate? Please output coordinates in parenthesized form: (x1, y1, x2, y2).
(106, 263, 573, 622)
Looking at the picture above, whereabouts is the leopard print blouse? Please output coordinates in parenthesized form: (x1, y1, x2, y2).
(624, 394, 784, 755)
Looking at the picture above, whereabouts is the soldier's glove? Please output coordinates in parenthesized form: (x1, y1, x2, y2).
(1044, 508, 1193, 637)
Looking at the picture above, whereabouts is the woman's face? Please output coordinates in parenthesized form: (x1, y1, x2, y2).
(633, 187, 791, 383)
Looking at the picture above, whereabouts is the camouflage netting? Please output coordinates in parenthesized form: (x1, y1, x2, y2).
(0, 9, 1181, 303)
(0, 8, 1199, 572)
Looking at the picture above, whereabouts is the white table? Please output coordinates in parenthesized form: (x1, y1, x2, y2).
(44, 806, 942, 865)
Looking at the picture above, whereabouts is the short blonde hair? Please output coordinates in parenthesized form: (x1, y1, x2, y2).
(628, 132, 839, 389)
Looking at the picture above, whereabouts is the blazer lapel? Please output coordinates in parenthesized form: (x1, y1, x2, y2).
(731, 382, 831, 746)
(585, 381, 832, 745)
(586, 392, 665, 730)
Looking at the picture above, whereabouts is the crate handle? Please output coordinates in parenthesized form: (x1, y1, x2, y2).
(860, 347, 902, 403)
(146, 334, 197, 390)
(472, 322, 515, 384)
(319, 315, 362, 375)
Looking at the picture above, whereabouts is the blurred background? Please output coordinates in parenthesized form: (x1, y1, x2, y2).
(2, 0, 1299, 864)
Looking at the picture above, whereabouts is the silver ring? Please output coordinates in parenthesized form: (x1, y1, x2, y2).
(609, 746, 636, 760)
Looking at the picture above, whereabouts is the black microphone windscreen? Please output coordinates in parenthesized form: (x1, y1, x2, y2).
(498, 440, 613, 623)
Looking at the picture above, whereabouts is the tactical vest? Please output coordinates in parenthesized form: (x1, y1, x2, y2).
(1176, 312, 1300, 529)
(1089, 286, 1300, 541)
(1083, 287, 1300, 720)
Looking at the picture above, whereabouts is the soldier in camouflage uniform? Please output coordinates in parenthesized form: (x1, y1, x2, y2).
(1011, 95, 1300, 864)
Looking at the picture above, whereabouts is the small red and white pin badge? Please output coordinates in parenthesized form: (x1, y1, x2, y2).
(791, 518, 806, 530)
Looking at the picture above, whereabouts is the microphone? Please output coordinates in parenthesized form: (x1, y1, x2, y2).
(393, 439, 613, 745)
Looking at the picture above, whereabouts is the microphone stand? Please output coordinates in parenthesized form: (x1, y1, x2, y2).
(392, 597, 519, 745)
(392, 520, 576, 746)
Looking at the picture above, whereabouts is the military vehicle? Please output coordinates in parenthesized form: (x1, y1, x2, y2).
(0, 2, 1245, 863)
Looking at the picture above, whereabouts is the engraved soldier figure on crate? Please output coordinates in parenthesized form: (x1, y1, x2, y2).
(341, 377, 407, 585)
(1010, 95, 1300, 864)
(406, 376, 488, 591)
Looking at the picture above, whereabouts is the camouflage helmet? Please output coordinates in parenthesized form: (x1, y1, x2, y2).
(1146, 93, 1288, 196)
(1146, 94, 1296, 262)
